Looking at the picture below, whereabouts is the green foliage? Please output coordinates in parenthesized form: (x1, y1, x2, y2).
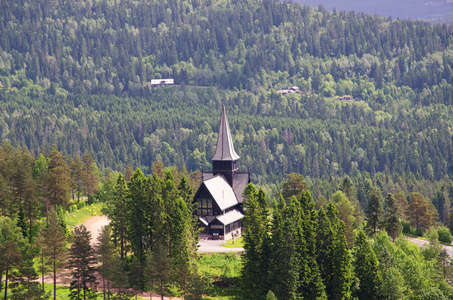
(266, 290, 278, 300)
(0, 0, 453, 194)
(437, 226, 452, 244)
(68, 225, 97, 300)
(366, 188, 384, 235)
(352, 230, 381, 300)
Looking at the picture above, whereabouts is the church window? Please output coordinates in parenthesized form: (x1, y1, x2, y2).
(198, 198, 213, 215)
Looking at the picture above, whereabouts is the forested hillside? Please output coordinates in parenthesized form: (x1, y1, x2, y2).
(1, 0, 453, 191)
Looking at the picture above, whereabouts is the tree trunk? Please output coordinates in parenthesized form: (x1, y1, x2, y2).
(28, 205, 33, 243)
(160, 281, 163, 300)
(4, 264, 9, 300)
(53, 259, 57, 300)
(41, 249, 45, 291)
(102, 266, 106, 300)
(120, 238, 124, 262)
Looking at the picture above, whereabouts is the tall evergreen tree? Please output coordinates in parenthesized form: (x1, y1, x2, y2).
(331, 221, 352, 300)
(82, 151, 99, 202)
(10, 243, 50, 300)
(68, 225, 97, 300)
(126, 169, 147, 265)
(352, 230, 381, 300)
(384, 193, 402, 241)
(366, 188, 383, 235)
(0, 216, 25, 300)
(295, 191, 326, 299)
(39, 210, 67, 300)
(47, 145, 70, 210)
(108, 174, 128, 262)
(95, 226, 114, 300)
(241, 183, 268, 298)
(270, 217, 299, 300)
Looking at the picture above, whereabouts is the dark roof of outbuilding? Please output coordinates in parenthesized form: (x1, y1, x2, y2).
(211, 104, 240, 161)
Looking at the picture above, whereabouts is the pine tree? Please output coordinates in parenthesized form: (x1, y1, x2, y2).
(82, 150, 99, 202)
(39, 210, 67, 300)
(68, 225, 97, 300)
(126, 169, 147, 266)
(47, 145, 70, 210)
(148, 244, 172, 300)
(10, 243, 50, 300)
(108, 174, 128, 262)
(366, 188, 383, 235)
(95, 226, 114, 300)
(384, 193, 402, 242)
(70, 154, 84, 203)
(0, 216, 26, 300)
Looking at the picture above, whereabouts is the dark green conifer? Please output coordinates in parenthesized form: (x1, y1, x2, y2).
(353, 230, 381, 300)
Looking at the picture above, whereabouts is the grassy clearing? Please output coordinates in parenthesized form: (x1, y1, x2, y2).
(221, 237, 244, 248)
(197, 253, 242, 299)
(64, 203, 105, 227)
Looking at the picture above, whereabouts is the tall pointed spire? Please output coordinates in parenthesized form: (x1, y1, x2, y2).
(212, 104, 240, 161)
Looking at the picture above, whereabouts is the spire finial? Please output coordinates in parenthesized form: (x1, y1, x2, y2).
(211, 104, 240, 161)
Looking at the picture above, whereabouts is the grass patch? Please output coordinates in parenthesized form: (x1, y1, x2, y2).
(64, 203, 105, 227)
(198, 253, 242, 278)
(197, 253, 242, 299)
(221, 237, 244, 248)
(43, 283, 146, 300)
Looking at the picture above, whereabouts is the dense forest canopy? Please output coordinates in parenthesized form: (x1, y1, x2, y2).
(1, 0, 453, 194)
(298, 0, 453, 24)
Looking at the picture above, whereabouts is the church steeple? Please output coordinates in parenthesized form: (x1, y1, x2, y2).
(212, 104, 239, 186)
(212, 104, 240, 161)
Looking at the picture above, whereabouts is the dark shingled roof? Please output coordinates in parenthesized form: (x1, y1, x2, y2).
(211, 104, 240, 161)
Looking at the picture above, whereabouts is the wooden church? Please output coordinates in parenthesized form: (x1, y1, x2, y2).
(193, 105, 250, 240)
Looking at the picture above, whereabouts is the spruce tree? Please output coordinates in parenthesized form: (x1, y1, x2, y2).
(296, 191, 326, 299)
(352, 230, 381, 300)
(270, 217, 299, 300)
(316, 208, 336, 298)
(241, 183, 267, 298)
(331, 222, 352, 300)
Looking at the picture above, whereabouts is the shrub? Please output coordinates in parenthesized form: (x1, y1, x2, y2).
(401, 221, 411, 234)
(437, 226, 452, 245)
(414, 228, 424, 237)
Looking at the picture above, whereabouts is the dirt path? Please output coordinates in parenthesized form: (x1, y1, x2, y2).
(406, 236, 453, 257)
(83, 215, 110, 245)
